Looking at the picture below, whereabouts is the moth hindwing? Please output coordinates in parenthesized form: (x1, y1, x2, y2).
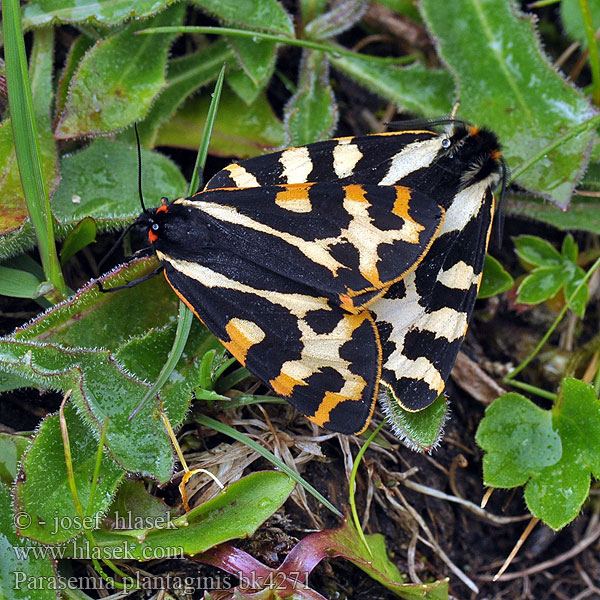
(146, 122, 504, 435)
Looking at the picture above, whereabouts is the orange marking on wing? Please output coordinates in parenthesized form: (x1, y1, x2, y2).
(343, 184, 368, 202)
(222, 319, 265, 365)
(275, 184, 313, 212)
(148, 230, 158, 244)
(311, 391, 349, 426)
(270, 372, 306, 397)
(391, 186, 412, 219)
(156, 204, 169, 214)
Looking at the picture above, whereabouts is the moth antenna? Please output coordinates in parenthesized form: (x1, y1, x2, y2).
(134, 122, 148, 213)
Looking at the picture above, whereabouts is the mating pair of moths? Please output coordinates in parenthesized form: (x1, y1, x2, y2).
(134, 121, 505, 435)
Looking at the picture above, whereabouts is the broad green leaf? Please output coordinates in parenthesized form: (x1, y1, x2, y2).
(0, 266, 42, 299)
(133, 41, 233, 148)
(189, 0, 294, 36)
(59, 216, 97, 265)
(507, 195, 600, 234)
(517, 267, 570, 304)
(226, 37, 277, 104)
(3, 258, 218, 481)
(421, 0, 596, 208)
(479, 254, 514, 299)
(476, 393, 562, 488)
(155, 88, 285, 157)
(15, 404, 125, 544)
(0, 433, 30, 484)
(23, 0, 178, 28)
(564, 265, 589, 317)
(0, 483, 57, 599)
(526, 378, 600, 529)
(285, 50, 337, 145)
(0, 29, 58, 253)
(560, 0, 600, 47)
(51, 137, 186, 229)
(66, 472, 295, 559)
(55, 4, 186, 138)
(329, 54, 454, 117)
(379, 391, 448, 452)
(514, 235, 563, 267)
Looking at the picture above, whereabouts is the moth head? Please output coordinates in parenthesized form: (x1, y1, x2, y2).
(146, 197, 170, 244)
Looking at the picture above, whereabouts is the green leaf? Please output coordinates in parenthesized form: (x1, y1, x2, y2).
(155, 88, 285, 157)
(51, 137, 186, 229)
(526, 378, 600, 530)
(55, 5, 186, 138)
(479, 254, 514, 298)
(561, 233, 578, 263)
(0, 433, 30, 484)
(14, 404, 125, 544)
(379, 391, 448, 452)
(59, 216, 97, 265)
(420, 0, 596, 208)
(507, 194, 600, 234)
(304, 0, 367, 40)
(132, 41, 233, 148)
(514, 235, 563, 267)
(476, 393, 562, 488)
(4, 259, 220, 481)
(55, 34, 95, 121)
(285, 50, 337, 145)
(564, 265, 589, 317)
(103, 480, 173, 526)
(0, 266, 42, 298)
(226, 37, 277, 104)
(517, 267, 570, 304)
(66, 472, 295, 559)
(560, 0, 600, 47)
(0, 483, 57, 599)
(189, 0, 294, 36)
(329, 55, 454, 117)
(23, 0, 179, 28)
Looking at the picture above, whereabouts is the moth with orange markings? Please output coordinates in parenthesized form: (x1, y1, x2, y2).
(117, 120, 506, 437)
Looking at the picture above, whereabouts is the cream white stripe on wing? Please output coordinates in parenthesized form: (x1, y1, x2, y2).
(436, 261, 477, 290)
(178, 199, 346, 275)
(438, 181, 488, 235)
(280, 147, 313, 183)
(378, 138, 444, 185)
(333, 139, 363, 178)
(223, 164, 259, 188)
(157, 252, 331, 318)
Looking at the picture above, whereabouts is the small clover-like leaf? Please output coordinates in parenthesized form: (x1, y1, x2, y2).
(561, 233, 578, 263)
(525, 378, 600, 530)
(516, 267, 570, 304)
(476, 393, 562, 489)
(477, 379, 600, 530)
(514, 235, 563, 268)
(564, 265, 589, 317)
(479, 254, 514, 298)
